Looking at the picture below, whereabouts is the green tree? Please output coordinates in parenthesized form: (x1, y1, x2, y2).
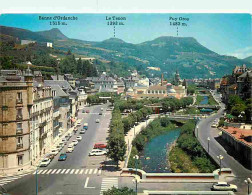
(106, 132, 126, 167)
(103, 187, 136, 195)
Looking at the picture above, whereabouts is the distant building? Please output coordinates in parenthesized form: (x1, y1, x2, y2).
(86, 75, 118, 93)
(237, 71, 252, 100)
(123, 76, 139, 89)
(21, 40, 36, 45)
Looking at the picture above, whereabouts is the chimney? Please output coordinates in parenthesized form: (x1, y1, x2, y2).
(161, 73, 164, 86)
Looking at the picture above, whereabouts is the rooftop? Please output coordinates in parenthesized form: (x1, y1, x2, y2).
(221, 126, 252, 147)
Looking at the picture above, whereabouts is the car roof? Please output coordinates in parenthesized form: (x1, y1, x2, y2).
(217, 182, 228, 185)
(60, 153, 66, 155)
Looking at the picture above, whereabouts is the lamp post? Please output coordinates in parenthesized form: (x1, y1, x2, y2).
(244, 178, 252, 195)
(36, 167, 38, 195)
(134, 125, 136, 137)
(217, 155, 224, 175)
(196, 125, 199, 138)
(133, 155, 139, 194)
(207, 137, 210, 153)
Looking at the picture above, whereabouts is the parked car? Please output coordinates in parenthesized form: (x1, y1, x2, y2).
(67, 145, 74, 153)
(58, 153, 67, 161)
(99, 112, 102, 115)
(51, 149, 59, 155)
(58, 142, 65, 148)
(56, 145, 63, 151)
(211, 123, 217, 128)
(94, 143, 107, 149)
(72, 140, 78, 146)
(95, 119, 100, 123)
(77, 120, 81, 126)
(80, 129, 85, 134)
(82, 110, 85, 113)
(39, 158, 51, 167)
(68, 133, 72, 138)
(44, 153, 55, 160)
(211, 182, 237, 192)
(89, 149, 107, 156)
(65, 135, 70, 141)
(86, 110, 90, 113)
(83, 123, 88, 130)
(76, 136, 82, 141)
(100, 108, 104, 111)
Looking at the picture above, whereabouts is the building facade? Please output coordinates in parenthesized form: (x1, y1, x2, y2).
(0, 70, 33, 175)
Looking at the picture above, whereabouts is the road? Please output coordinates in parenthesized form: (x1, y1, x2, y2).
(3, 103, 112, 195)
(197, 91, 251, 195)
(2, 97, 249, 195)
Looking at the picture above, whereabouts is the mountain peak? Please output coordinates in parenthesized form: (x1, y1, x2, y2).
(36, 28, 68, 41)
(102, 38, 126, 44)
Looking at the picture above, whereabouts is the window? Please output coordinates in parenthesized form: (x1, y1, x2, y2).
(17, 137, 23, 144)
(17, 123, 22, 129)
(17, 92, 22, 102)
(17, 155, 23, 165)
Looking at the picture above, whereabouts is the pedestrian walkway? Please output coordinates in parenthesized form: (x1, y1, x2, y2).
(0, 173, 30, 186)
(100, 177, 118, 195)
(32, 168, 102, 175)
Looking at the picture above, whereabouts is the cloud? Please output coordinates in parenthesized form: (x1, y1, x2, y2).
(226, 47, 252, 59)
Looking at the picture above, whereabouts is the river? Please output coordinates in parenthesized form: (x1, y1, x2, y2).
(139, 129, 180, 173)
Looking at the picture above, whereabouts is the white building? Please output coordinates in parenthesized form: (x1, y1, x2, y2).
(30, 81, 53, 165)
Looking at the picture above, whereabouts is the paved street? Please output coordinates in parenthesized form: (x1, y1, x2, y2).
(2, 103, 112, 195)
(198, 91, 252, 195)
(1, 95, 251, 195)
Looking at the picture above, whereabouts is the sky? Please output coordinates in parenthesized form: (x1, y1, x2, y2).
(0, 13, 251, 58)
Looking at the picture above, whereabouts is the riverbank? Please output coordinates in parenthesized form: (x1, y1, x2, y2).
(127, 117, 177, 171)
(168, 120, 217, 173)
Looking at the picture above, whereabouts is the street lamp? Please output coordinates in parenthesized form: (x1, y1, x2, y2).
(217, 155, 224, 175)
(133, 155, 139, 194)
(35, 164, 39, 195)
(196, 125, 199, 138)
(207, 137, 210, 153)
(134, 125, 136, 137)
(244, 178, 252, 195)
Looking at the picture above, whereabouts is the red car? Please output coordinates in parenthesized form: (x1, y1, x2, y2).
(94, 143, 107, 149)
(86, 110, 90, 113)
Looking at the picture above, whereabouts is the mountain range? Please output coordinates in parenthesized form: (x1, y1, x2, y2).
(0, 25, 251, 78)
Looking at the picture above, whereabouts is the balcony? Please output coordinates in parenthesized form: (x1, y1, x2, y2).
(16, 98, 23, 105)
(16, 128, 23, 134)
(39, 121, 47, 128)
(16, 143, 23, 149)
(16, 115, 23, 121)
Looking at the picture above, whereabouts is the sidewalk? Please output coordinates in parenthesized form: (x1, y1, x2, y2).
(120, 115, 158, 170)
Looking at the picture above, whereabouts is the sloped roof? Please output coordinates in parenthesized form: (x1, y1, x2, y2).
(44, 80, 73, 91)
(50, 85, 68, 97)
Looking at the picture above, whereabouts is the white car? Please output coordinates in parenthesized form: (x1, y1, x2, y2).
(80, 129, 85, 134)
(67, 145, 74, 153)
(39, 158, 51, 167)
(76, 136, 82, 141)
(89, 149, 107, 156)
(211, 123, 217, 128)
(101, 108, 104, 111)
(77, 121, 81, 126)
(211, 182, 237, 192)
(51, 149, 59, 155)
(95, 119, 100, 123)
(72, 140, 78, 146)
